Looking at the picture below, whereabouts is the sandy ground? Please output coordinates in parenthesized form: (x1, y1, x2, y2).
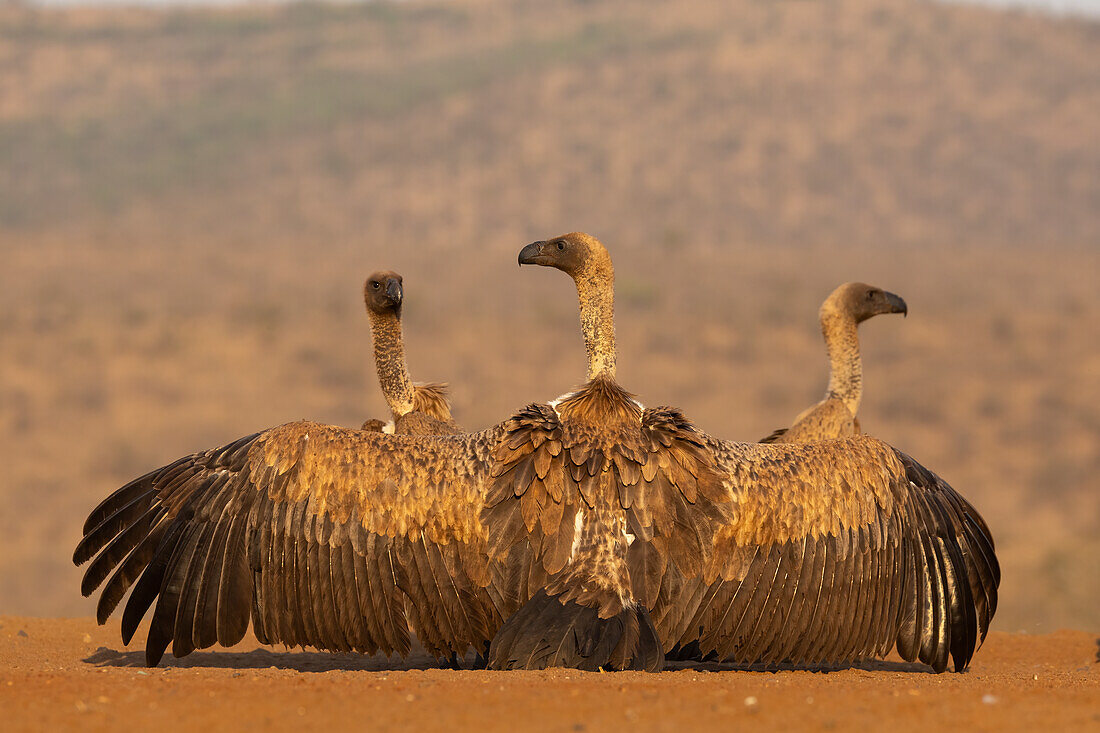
(1, 618, 1096, 732)
(3, 0, 1100, 635)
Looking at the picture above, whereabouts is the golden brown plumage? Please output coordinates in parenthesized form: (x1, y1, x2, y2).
(490, 235, 995, 672)
(483, 375, 727, 670)
(360, 271, 460, 435)
(650, 435, 997, 673)
(73, 236, 996, 674)
(761, 282, 906, 444)
(73, 424, 507, 664)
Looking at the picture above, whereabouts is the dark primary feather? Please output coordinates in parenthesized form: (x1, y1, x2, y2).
(758, 428, 789, 444)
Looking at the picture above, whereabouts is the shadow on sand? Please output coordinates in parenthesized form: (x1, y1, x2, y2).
(82, 646, 463, 673)
(665, 658, 934, 674)
(83, 646, 932, 674)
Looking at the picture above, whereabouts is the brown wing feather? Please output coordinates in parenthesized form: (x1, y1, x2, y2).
(484, 403, 574, 576)
(483, 382, 733, 620)
(655, 435, 998, 673)
(758, 427, 788, 444)
(74, 421, 508, 665)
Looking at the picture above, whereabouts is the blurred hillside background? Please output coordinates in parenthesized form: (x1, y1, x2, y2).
(0, 0, 1097, 635)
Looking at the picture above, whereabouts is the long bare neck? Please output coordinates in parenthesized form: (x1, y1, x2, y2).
(575, 268, 617, 380)
(821, 310, 862, 415)
(368, 309, 415, 419)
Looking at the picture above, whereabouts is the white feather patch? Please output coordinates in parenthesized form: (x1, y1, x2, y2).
(548, 390, 576, 408)
(570, 510, 585, 558)
(382, 421, 395, 434)
(547, 390, 580, 420)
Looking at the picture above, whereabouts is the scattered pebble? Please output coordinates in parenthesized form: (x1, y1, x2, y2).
(405, 694, 416, 702)
(75, 701, 87, 712)
(96, 696, 109, 704)
(744, 696, 758, 707)
(982, 694, 998, 705)
(17, 630, 28, 638)
(82, 634, 92, 643)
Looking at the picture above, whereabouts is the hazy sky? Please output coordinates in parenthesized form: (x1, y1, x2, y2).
(22, 0, 1100, 17)
(961, 0, 1100, 14)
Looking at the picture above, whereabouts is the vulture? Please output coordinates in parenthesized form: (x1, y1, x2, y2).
(73, 234, 998, 675)
(360, 271, 459, 435)
(761, 282, 907, 444)
(360, 270, 470, 665)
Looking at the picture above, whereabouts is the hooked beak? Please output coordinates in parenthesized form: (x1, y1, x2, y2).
(884, 291, 908, 317)
(386, 279, 403, 304)
(518, 241, 545, 266)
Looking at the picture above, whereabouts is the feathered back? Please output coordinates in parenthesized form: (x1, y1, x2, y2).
(482, 376, 731, 613)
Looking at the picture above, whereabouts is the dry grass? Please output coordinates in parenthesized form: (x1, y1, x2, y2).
(0, 0, 1097, 634)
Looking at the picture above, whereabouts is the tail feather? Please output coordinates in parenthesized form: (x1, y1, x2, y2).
(488, 590, 663, 672)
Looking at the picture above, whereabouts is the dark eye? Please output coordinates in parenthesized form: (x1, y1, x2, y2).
(867, 290, 877, 300)
(371, 282, 380, 289)
(556, 241, 565, 251)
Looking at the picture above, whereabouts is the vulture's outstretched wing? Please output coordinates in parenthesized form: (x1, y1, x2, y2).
(645, 435, 998, 673)
(74, 421, 507, 666)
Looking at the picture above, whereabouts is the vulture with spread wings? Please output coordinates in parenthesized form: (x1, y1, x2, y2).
(75, 235, 997, 673)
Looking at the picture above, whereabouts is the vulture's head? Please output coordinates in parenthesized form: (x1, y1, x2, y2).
(517, 232, 612, 280)
(364, 271, 404, 317)
(825, 282, 908, 324)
